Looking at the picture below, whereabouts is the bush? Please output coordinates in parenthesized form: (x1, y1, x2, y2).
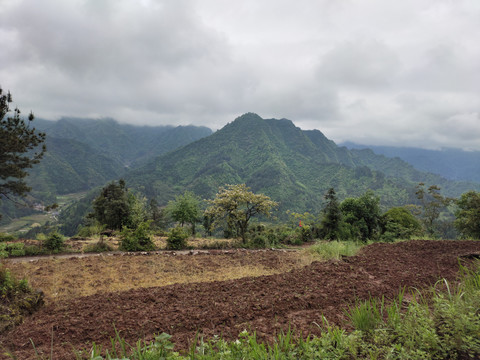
(24, 245, 43, 256)
(83, 237, 113, 253)
(0, 233, 16, 242)
(43, 232, 65, 252)
(119, 222, 155, 252)
(250, 234, 267, 248)
(166, 226, 189, 250)
(6, 243, 25, 257)
(77, 223, 105, 237)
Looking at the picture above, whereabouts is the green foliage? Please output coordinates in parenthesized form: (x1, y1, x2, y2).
(340, 190, 381, 242)
(0, 266, 44, 334)
(416, 183, 453, 237)
(454, 190, 480, 239)
(0, 242, 27, 257)
(0, 88, 46, 217)
(83, 237, 113, 253)
(320, 187, 343, 240)
(166, 191, 201, 235)
(380, 206, 422, 241)
(0, 232, 16, 242)
(166, 226, 189, 250)
(77, 223, 106, 237)
(127, 192, 149, 229)
(306, 240, 363, 260)
(205, 184, 278, 244)
(43, 231, 65, 252)
(346, 296, 385, 332)
(0, 267, 30, 297)
(24, 244, 43, 256)
(119, 221, 155, 252)
(92, 180, 131, 230)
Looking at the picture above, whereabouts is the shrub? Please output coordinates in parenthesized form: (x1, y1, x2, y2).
(0, 267, 44, 334)
(43, 232, 65, 252)
(24, 245, 43, 256)
(166, 226, 189, 250)
(119, 222, 155, 252)
(84, 237, 113, 253)
(0, 233, 16, 242)
(250, 234, 267, 248)
(77, 223, 105, 237)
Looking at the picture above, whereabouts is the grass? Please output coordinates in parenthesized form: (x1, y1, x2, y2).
(3, 250, 315, 303)
(305, 240, 364, 261)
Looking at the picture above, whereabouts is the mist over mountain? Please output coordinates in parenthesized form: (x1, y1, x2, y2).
(35, 117, 213, 168)
(0, 118, 213, 224)
(342, 142, 480, 183)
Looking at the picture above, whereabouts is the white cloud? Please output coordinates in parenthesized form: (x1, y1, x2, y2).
(1, 0, 479, 149)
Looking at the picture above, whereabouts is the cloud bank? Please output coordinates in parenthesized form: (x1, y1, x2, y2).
(1, 0, 479, 149)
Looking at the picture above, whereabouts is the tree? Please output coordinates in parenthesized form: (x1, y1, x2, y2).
(415, 183, 452, 237)
(320, 188, 343, 240)
(205, 184, 278, 243)
(380, 207, 422, 241)
(148, 198, 167, 230)
(166, 191, 201, 235)
(340, 190, 381, 242)
(91, 179, 130, 230)
(0, 88, 46, 215)
(454, 191, 480, 239)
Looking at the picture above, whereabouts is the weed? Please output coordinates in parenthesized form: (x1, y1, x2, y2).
(306, 240, 363, 260)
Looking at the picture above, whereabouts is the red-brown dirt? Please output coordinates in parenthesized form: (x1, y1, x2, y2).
(1, 240, 480, 359)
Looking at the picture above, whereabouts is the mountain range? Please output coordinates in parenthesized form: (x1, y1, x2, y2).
(3, 113, 480, 232)
(342, 142, 480, 183)
(125, 113, 480, 215)
(0, 118, 212, 224)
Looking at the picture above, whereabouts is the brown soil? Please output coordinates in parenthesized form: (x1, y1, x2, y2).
(1, 240, 479, 359)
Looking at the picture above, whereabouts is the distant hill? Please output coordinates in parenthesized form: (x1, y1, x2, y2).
(0, 118, 212, 225)
(125, 113, 479, 215)
(342, 142, 480, 183)
(35, 117, 213, 168)
(27, 136, 125, 197)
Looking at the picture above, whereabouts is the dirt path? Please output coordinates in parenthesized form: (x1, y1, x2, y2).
(1, 240, 479, 359)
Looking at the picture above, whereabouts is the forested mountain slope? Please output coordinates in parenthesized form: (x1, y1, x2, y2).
(343, 142, 480, 183)
(125, 113, 480, 215)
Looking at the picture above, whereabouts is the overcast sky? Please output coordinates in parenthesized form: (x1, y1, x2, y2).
(1, 0, 479, 150)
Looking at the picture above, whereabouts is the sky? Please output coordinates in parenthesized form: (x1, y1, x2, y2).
(1, 0, 479, 150)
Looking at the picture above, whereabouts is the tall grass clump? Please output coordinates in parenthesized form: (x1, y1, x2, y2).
(0, 267, 44, 333)
(306, 240, 363, 260)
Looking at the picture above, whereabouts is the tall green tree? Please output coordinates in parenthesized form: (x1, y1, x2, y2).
(166, 191, 201, 235)
(415, 183, 452, 237)
(340, 190, 381, 242)
(454, 191, 480, 239)
(91, 179, 130, 230)
(0, 88, 45, 215)
(320, 188, 343, 240)
(205, 184, 278, 243)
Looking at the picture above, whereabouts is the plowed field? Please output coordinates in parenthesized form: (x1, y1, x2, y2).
(1, 240, 479, 359)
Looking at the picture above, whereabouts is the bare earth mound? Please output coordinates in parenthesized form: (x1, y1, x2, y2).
(1, 240, 479, 359)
